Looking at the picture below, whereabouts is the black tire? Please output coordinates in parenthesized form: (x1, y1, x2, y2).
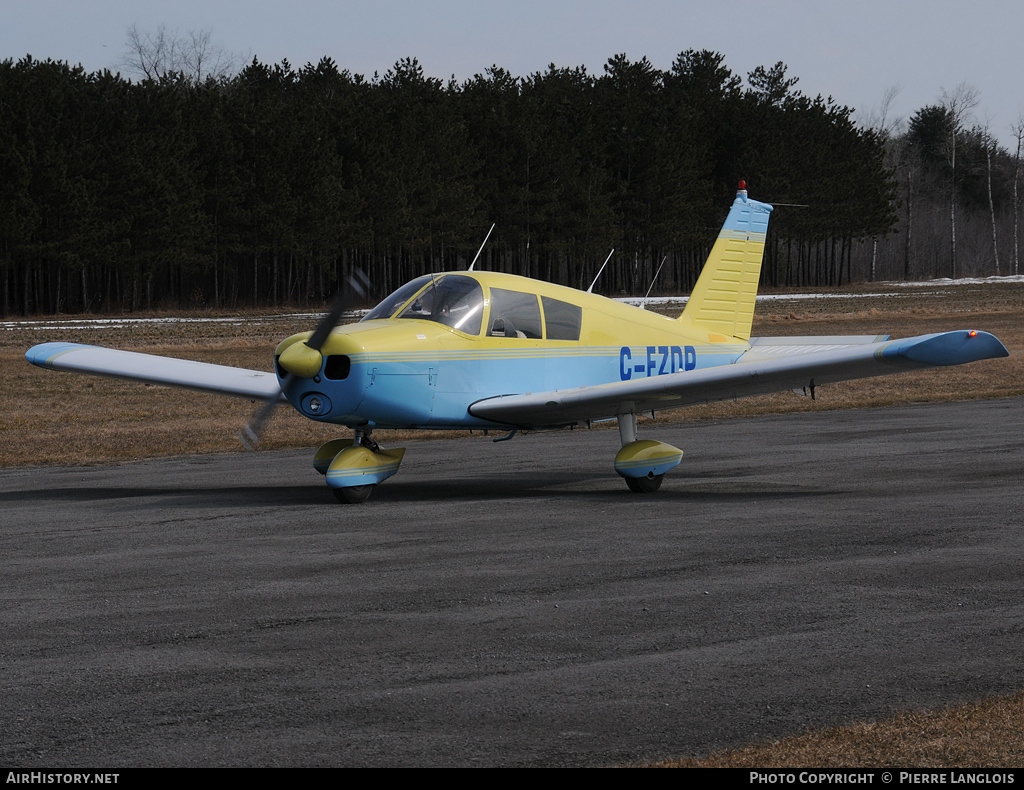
(625, 474, 663, 493)
(333, 484, 375, 504)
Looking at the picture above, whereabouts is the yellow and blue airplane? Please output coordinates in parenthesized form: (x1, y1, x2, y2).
(25, 185, 1009, 502)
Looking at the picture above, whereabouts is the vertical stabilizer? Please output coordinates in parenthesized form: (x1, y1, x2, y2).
(680, 183, 773, 341)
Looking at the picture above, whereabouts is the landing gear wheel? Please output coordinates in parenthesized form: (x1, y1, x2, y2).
(333, 484, 375, 504)
(625, 474, 663, 493)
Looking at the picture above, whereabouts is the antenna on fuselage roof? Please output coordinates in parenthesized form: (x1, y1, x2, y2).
(586, 249, 615, 293)
(639, 256, 668, 310)
(467, 223, 496, 271)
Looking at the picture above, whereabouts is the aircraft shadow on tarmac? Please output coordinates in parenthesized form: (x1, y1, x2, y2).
(7, 473, 842, 507)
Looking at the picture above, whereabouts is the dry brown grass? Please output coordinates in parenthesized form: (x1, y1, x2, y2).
(653, 692, 1024, 768)
(3, 284, 1022, 468)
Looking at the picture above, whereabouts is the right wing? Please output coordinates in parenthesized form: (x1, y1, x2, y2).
(25, 342, 284, 401)
(468, 330, 1009, 428)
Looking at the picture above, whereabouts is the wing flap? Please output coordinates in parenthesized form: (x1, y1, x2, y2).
(26, 342, 284, 401)
(469, 330, 1008, 428)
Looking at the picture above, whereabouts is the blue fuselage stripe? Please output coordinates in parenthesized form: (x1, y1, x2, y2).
(284, 346, 743, 429)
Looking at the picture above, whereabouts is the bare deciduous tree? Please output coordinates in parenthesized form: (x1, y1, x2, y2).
(940, 83, 980, 278)
(1012, 113, 1023, 276)
(122, 24, 238, 84)
(862, 84, 904, 142)
(863, 85, 905, 280)
(980, 123, 1000, 274)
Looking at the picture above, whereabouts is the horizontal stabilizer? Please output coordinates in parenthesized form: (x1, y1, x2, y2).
(26, 342, 284, 401)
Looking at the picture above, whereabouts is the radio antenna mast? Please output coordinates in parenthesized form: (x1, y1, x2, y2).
(467, 223, 496, 271)
(587, 249, 615, 293)
(639, 256, 668, 309)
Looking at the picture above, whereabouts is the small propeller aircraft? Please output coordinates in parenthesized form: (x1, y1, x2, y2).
(26, 184, 1009, 502)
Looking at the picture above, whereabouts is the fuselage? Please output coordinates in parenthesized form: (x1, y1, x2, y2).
(275, 270, 749, 430)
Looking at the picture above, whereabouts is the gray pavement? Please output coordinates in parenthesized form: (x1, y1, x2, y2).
(2, 397, 1023, 767)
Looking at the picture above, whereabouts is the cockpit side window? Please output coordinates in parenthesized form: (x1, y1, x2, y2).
(396, 275, 484, 335)
(487, 288, 543, 339)
(541, 296, 582, 341)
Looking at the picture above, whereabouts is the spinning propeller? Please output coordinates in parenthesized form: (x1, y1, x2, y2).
(240, 267, 370, 449)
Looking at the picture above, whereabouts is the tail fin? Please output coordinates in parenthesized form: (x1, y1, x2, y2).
(679, 183, 773, 342)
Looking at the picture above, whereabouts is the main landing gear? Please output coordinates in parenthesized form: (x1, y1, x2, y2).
(315, 416, 682, 501)
(313, 427, 406, 504)
(613, 413, 683, 494)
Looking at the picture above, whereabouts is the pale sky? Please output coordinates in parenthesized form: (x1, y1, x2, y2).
(3, 0, 1023, 148)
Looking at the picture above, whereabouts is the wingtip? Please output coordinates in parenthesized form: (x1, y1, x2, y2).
(892, 330, 1009, 366)
(25, 342, 83, 367)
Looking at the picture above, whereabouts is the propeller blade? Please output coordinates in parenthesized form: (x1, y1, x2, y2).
(306, 267, 370, 351)
(239, 267, 371, 449)
(239, 377, 288, 450)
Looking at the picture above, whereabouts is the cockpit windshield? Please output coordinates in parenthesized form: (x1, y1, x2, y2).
(361, 274, 484, 335)
(361, 275, 432, 322)
(397, 275, 484, 334)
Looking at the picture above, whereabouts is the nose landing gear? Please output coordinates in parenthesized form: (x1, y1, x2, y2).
(314, 427, 406, 504)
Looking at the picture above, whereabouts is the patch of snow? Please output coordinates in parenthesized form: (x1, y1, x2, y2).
(3, 310, 367, 331)
(882, 275, 1024, 286)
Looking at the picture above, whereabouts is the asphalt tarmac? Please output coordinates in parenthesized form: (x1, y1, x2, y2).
(3, 397, 1023, 767)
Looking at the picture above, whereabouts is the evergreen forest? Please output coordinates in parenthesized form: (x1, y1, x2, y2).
(2, 50, 1021, 316)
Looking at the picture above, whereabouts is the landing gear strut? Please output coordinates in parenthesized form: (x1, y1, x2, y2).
(613, 412, 682, 494)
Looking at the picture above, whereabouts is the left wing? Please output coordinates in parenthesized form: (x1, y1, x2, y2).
(25, 342, 284, 401)
(468, 330, 1008, 428)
